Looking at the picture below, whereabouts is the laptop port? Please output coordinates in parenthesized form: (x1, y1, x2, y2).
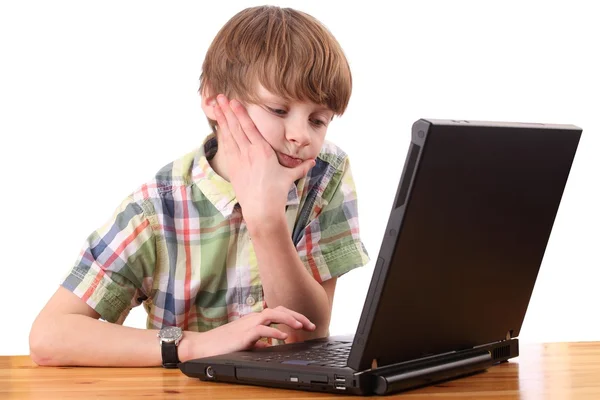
(205, 366, 215, 379)
(334, 375, 346, 390)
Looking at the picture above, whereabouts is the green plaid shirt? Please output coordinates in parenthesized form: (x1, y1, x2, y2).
(62, 134, 369, 332)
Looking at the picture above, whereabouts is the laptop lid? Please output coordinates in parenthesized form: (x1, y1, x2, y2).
(347, 119, 582, 371)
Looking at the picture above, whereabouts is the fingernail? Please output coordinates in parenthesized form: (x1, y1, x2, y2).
(310, 322, 316, 329)
(217, 95, 227, 105)
(295, 321, 302, 328)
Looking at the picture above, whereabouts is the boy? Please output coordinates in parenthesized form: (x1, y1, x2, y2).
(29, 5, 369, 367)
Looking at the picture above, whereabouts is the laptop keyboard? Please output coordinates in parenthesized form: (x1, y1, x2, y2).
(249, 341, 351, 368)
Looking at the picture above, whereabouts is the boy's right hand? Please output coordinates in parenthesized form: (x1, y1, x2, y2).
(178, 306, 316, 362)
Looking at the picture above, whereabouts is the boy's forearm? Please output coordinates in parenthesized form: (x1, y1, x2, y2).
(30, 313, 165, 367)
(31, 313, 205, 367)
(248, 215, 331, 340)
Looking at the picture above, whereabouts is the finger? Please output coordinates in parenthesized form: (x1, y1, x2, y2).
(275, 306, 317, 331)
(253, 340, 271, 349)
(213, 102, 240, 158)
(217, 95, 251, 151)
(247, 325, 289, 343)
(230, 99, 266, 146)
(260, 309, 302, 330)
(288, 159, 316, 182)
(262, 308, 315, 331)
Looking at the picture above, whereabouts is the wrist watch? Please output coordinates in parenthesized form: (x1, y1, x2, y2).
(157, 326, 183, 368)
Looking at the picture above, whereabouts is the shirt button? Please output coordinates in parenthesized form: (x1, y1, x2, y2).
(246, 296, 256, 306)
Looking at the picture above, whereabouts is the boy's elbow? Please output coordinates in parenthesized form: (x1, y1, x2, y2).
(29, 348, 51, 366)
(29, 318, 58, 366)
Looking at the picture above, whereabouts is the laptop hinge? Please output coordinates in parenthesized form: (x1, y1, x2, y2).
(369, 349, 492, 395)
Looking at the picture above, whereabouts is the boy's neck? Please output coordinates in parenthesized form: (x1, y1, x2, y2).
(208, 147, 230, 182)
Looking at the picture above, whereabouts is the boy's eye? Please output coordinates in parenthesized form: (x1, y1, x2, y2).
(267, 107, 287, 116)
(311, 119, 327, 127)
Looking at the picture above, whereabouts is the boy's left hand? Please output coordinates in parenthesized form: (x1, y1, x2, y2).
(213, 94, 315, 231)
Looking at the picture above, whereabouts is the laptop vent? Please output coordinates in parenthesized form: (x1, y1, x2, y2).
(492, 345, 511, 360)
(395, 143, 421, 209)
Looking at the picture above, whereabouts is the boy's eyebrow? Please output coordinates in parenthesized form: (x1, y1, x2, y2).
(260, 94, 333, 113)
(314, 105, 333, 113)
(257, 91, 287, 103)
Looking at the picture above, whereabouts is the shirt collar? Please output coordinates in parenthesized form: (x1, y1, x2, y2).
(191, 134, 300, 217)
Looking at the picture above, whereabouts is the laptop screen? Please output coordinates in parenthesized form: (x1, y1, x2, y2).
(348, 119, 582, 371)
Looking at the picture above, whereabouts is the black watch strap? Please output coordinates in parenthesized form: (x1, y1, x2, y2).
(161, 341, 180, 368)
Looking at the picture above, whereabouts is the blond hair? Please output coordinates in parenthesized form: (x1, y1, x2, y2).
(199, 6, 352, 133)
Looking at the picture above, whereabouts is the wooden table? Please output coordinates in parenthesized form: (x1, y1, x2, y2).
(1, 342, 599, 399)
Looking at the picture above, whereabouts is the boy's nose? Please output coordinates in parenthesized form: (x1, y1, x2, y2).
(285, 121, 311, 147)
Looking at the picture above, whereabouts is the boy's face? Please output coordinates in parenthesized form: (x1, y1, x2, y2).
(242, 84, 334, 168)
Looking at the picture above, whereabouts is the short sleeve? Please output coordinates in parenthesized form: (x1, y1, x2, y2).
(61, 195, 156, 323)
(295, 157, 370, 282)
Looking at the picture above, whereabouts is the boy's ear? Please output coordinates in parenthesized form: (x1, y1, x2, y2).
(200, 84, 218, 120)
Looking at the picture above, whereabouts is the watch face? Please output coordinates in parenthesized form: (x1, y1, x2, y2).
(160, 326, 182, 342)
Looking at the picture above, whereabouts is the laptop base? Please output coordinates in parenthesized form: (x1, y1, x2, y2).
(179, 338, 519, 395)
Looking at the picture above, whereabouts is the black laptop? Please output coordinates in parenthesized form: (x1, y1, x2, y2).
(179, 119, 582, 395)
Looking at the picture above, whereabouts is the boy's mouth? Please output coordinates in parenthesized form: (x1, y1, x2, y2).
(277, 152, 304, 168)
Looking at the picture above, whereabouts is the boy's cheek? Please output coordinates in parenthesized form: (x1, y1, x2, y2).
(244, 105, 264, 128)
(246, 108, 281, 142)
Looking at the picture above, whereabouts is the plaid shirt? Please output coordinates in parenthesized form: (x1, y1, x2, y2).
(62, 134, 369, 332)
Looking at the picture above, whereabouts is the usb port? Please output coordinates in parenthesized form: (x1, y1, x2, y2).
(334, 375, 346, 390)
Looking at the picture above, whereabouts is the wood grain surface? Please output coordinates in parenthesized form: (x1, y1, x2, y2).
(2, 342, 599, 399)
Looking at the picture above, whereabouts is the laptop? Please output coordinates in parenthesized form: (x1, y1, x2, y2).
(179, 118, 582, 395)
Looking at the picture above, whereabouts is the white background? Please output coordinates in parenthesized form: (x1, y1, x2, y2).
(0, 1, 598, 356)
